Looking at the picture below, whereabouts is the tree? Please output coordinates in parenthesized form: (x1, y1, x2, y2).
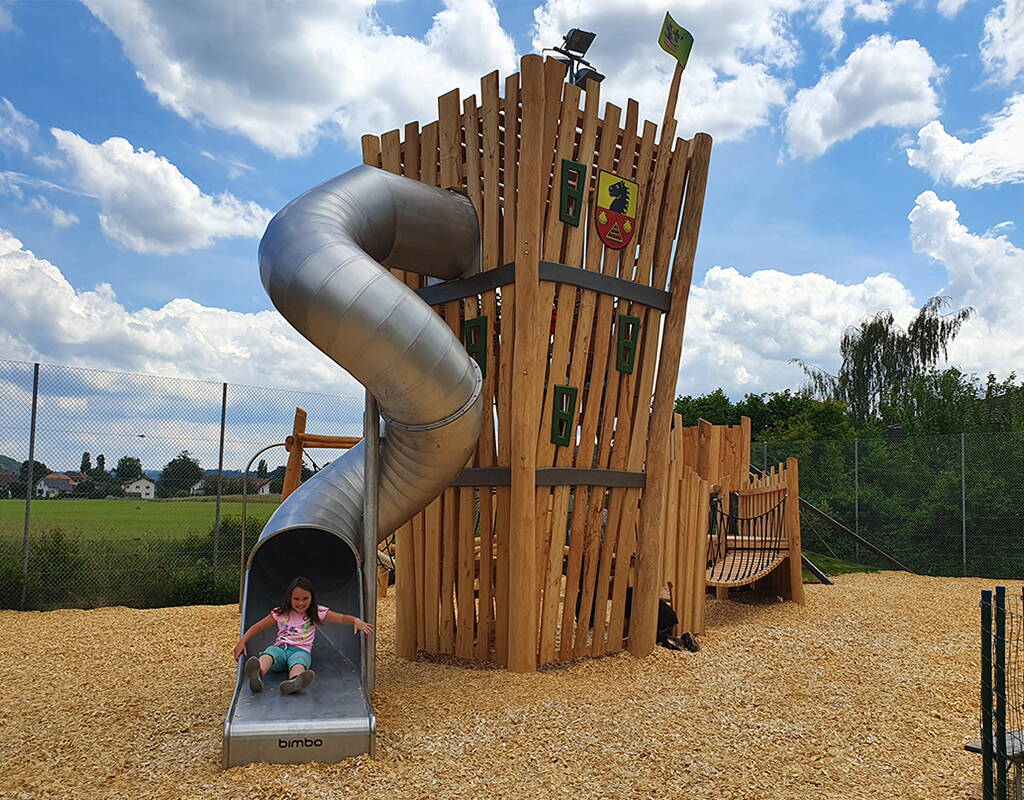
(792, 296, 973, 427)
(19, 460, 49, 482)
(114, 457, 143, 485)
(96, 454, 105, 473)
(80, 452, 92, 473)
(257, 459, 268, 479)
(157, 451, 203, 498)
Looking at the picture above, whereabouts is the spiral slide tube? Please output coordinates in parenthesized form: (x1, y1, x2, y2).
(223, 166, 484, 767)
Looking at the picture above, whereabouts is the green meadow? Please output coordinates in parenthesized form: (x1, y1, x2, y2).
(0, 497, 278, 542)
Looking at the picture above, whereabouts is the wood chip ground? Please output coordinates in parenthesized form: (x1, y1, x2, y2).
(1, 573, 998, 799)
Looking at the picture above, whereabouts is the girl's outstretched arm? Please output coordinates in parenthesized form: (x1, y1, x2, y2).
(323, 610, 373, 636)
(233, 613, 274, 659)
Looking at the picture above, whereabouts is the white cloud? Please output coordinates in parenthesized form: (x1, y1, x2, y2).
(907, 94, 1024, 186)
(784, 35, 942, 159)
(936, 0, 968, 18)
(813, 0, 897, 50)
(82, 0, 517, 156)
(909, 192, 1024, 373)
(981, 0, 1024, 84)
(26, 196, 79, 229)
(531, 0, 798, 142)
(51, 129, 272, 254)
(0, 228, 361, 395)
(0, 97, 36, 155)
(678, 266, 916, 395)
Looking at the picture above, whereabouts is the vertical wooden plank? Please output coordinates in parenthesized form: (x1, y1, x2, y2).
(556, 83, 604, 661)
(360, 134, 382, 168)
(281, 408, 307, 500)
(786, 457, 805, 605)
(493, 71, 521, 667)
(400, 122, 423, 290)
(395, 519, 417, 659)
(418, 501, 435, 650)
(508, 54, 546, 673)
(439, 489, 458, 654)
(457, 485, 476, 657)
(476, 71, 502, 661)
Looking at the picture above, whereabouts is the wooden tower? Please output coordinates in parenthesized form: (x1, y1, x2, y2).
(360, 54, 712, 672)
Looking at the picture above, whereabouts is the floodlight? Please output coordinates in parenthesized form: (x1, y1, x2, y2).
(562, 28, 595, 56)
(572, 67, 605, 87)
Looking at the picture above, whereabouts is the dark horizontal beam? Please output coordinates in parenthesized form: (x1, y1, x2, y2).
(450, 467, 645, 488)
(414, 260, 671, 311)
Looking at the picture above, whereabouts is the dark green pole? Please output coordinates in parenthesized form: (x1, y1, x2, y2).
(995, 585, 1008, 800)
(982, 589, 994, 800)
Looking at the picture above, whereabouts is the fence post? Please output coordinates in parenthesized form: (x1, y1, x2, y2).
(19, 363, 40, 610)
(854, 438, 860, 562)
(213, 382, 227, 586)
(995, 585, 1008, 800)
(982, 589, 994, 800)
(961, 432, 967, 577)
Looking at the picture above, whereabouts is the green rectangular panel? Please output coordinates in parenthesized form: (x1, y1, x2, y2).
(559, 159, 587, 227)
(551, 384, 578, 447)
(616, 314, 640, 374)
(463, 316, 487, 378)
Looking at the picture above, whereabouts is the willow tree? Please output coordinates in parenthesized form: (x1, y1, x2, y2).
(791, 297, 973, 426)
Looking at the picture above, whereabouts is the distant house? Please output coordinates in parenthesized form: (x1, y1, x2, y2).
(251, 477, 272, 496)
(189, 480, 205, 496)
(0, 470, 15, 498)
(123, 476, 156, 500)
(36, 473, 76, 498)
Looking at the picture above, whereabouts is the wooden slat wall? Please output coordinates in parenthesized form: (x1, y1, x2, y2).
(363, 55, 709, 668)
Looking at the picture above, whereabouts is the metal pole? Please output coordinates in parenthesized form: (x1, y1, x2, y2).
(854, 439, 860, 562)
(362, 390, 379, 696)
(213, 382, 227, 585)
(961, 432, 967, 577)
(995, 585, 1008, 800)
(982, 589, 995, 800)
(19, 363, 40, 610)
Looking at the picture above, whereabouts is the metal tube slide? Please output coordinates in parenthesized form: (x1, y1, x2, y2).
(223, 166, 483, 768)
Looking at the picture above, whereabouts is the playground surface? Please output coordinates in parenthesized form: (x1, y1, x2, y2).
(2, 572, 987, 800)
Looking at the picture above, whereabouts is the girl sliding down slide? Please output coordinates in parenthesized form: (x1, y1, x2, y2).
(233, 576, 373, 695)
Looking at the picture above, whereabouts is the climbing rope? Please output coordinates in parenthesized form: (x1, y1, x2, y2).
(706, 492, 788, 585)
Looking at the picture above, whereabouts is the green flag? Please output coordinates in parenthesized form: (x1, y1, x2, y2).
(658, 12, 694, 70)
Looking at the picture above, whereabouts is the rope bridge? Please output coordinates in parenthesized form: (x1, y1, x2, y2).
(706, 491, 788, 587)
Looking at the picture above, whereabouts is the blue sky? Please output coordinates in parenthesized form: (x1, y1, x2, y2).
(1, 0, 1022, 400)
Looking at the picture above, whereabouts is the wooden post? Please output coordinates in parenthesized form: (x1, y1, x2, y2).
(281, 407, 307, 501)
(629, 132, 713, 658)
(508, 54, 545, 673)
(786, 457, 805, 604)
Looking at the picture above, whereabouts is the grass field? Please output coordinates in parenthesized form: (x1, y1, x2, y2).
(0, 498, 278, 541)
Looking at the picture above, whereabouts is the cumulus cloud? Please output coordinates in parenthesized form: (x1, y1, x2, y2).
(0, 228, 361, 395)
(0, 97, 36, 155)
(784, 35, 942, 159)
(907, 94, 1024, 186)
(678, 266, 916, 394)
(981, 0, 1024, 84)
(82, 0, 517, 156)
(531, 0, 798, 142)
(26, 196, 79, 229)
(909, 192, 1024, 367)
(51, 129, 272, 254)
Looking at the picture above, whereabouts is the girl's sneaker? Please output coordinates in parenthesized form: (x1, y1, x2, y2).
(244, 657, 263, 693)
(280, 669, 316, 695)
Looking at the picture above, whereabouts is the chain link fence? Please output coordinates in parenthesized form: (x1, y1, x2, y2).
(755, 432, 1024, 579)
(0, 359, 363, 610)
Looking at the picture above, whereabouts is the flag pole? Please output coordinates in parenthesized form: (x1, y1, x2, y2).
(660, 61, 683, 140)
